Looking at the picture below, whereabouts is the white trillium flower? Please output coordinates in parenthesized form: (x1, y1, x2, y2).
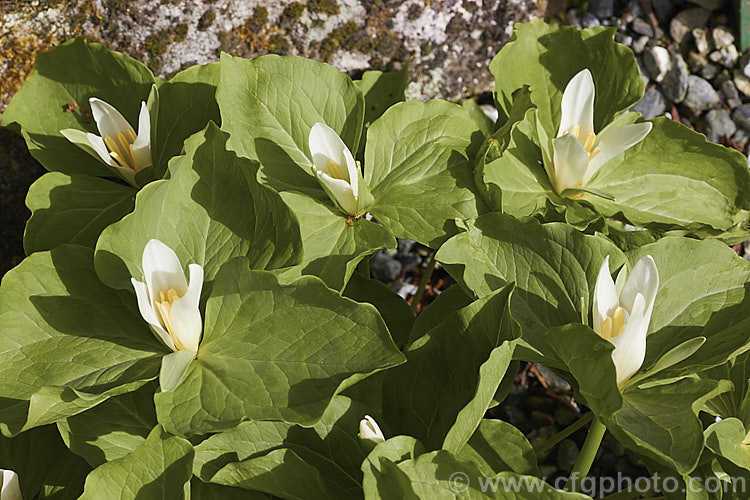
(308, 122, 359, 215)
(0, 469, 22, 500)
(131, 239, 203, 352)
(550, 69, 652, 194)
(358, 415, 385, 444)
(61, 97, 151, 186)
(593, 255, 659, 386)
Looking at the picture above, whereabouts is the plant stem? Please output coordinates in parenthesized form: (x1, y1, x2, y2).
(565, 418, 607, 491)
(409, 255, 436, 314)
(535, 412, 593, 458)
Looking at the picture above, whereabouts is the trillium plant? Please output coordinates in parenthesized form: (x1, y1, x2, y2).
(2, 19, 750, 500)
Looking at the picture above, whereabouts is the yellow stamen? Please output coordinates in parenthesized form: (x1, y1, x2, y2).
(327, 159, 346, 181)
(154, 289, 185, 349)
(600, 316, 613, 339)
(588, 147, 601, 161)
(582, 132, 596, 152)
(612, 307, 625, 338)
(103, 128, 139, 172)
(568, 124, 581, 140)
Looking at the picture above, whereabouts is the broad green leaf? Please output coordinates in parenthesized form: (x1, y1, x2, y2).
(0, 245, 163, 435)
(155, 259, 405, 435)
(456, 418, 539, 477)
(58, 383, 158, 467)
(628, 237, 750, 378)
(190, 479, 270, 499)
(365, 100, 487, 247)
(1, 38, 155, 176)
(382, 285, 519, 453)
(194, 395, 374, 498)
(274, 191, 395, 291)
(546, 323, 730, 474)
(344, 270, 414, 349)
(436, 213, 625, 365)
(362, 448, 587, 499)
(490, 19, 643, 137)
(407, 283, 473, 345)
(95, 123, 302, 289)
(79, 425, 193, 500)
(705, 418, 750, 471)
(584, 118, 750, 232)
(151, 62, 221, 177)
(462, 100, 494, 137)
(355, 63, 410, 129)
(0, 425, 91, 500)
(218, 53, 364, 194)
(478, 108, 551, 217)
(24, 172, 135, 254)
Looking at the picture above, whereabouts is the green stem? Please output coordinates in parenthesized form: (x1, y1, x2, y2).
(535, 412, 593, 458)
(565, 418, 607, 491)
(409, 255, 436, 314)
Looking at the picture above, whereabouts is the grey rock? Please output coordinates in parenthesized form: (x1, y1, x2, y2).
(626, 0, 642, 18)
(652, 0, 676, 21)
(709, 44, 739, 68)
(371, 252, 402, 282)
(740, 52, 750, 79)
(534, 364, 572, 392)
(734, 71, 750, 97)
(733, 104, 750, 132)
(390, 281, 417, 300)
(588, 0, 614, 18)
(661, 52, 689, 103)
(632, 35, 649, 54)
(720, 80, 742, 109)
(701, 63, 720, 80)
(704, 108, 736, 142)
(397, 239, 416, 255)
(643, 46, 672, 82)
(670, 7, 711, 44)
(582, 12, 601, 29)
(712, 25, 735, 49)
(692, 27, 711, 54)
(630, 87, 667, 119)
(557, 440, 580, 471)
(687, 51, 708, 72)
(632, 17, 653, 37)
(687, 0, 725, 9)
(615, 33, 633, 47)
(397, 254, 421, 274)
(733, 128, 750, 145)
(683, 75, 721, 114)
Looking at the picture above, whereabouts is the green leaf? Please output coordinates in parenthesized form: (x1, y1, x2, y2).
(190, 479, 270, 499)
(152, 62, 221, 177)
(407, 284, 473, 345)
(355, 63, 410, 129)
(155, 259, 405, 435)
(217, 53, 364, 194)
(365, 100, 487, 247)
(273, 191, 396, 291)
(436, 213, 625, 366)
(344, 270, 414, 349)
(194, 395, 374, 498)
(382, 285, 519, 453)
(0, 425, 91, 500)
(456, 418, 539, 477)
(462, 100, 495, 137)
(95, 123, 303, 289)
(24, 172, 136, 254)
(79, 425, 193, 500)
(705, 418, 750, 470)
(584, 118, 750, 232)
(490, 19, 643, 138)
(546, 323, 730, 474)
(0, 245, 163, 435)
(1, 38, 155, 176)
(58, 383, 158, 467)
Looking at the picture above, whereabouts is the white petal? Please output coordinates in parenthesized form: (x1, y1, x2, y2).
(558, 69, 595, 139)
(1, 469, 22, 500)
(309, 122, 349, 179)
(131, 101, 152, 169)
(583, 122, 652, 184)
(89, 97, 135, 141)
(343, 146, 359, 198)
(142, 239, 188, 301)
(167, 264, 204, 352)
(132, 278, 176, 351)
(551, 134, 590, 193)
(619, 255, 659, 317)
(592, 256, 620, 334)
(610, 292, 648, 385)
(83, 132, 119, 167)
(359, 415, 385, 443)
(318, 172, 357, 215)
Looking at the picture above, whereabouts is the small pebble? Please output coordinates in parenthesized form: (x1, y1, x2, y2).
(631, 17, 653, 37)
(692, 27, 711, 54)
(712, 25, 734, 49)
(682, 75, 721, 115)
(630, 87, 667, 119)
(669, 7, 711, 44)
(720, 80, 741, 109)
(631, 35, 649, 54)
(588, 0, 614, 18)
(733, 104, 750, 132)
(643, 46, 671, 82)
(704, 108, 736, 142)
(700, 63, 719, 80)
(661, 51, 689, 103)
(733, 71, 750, 97)
(687, 0, 725, 9)
(581, 12, 601, 28)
